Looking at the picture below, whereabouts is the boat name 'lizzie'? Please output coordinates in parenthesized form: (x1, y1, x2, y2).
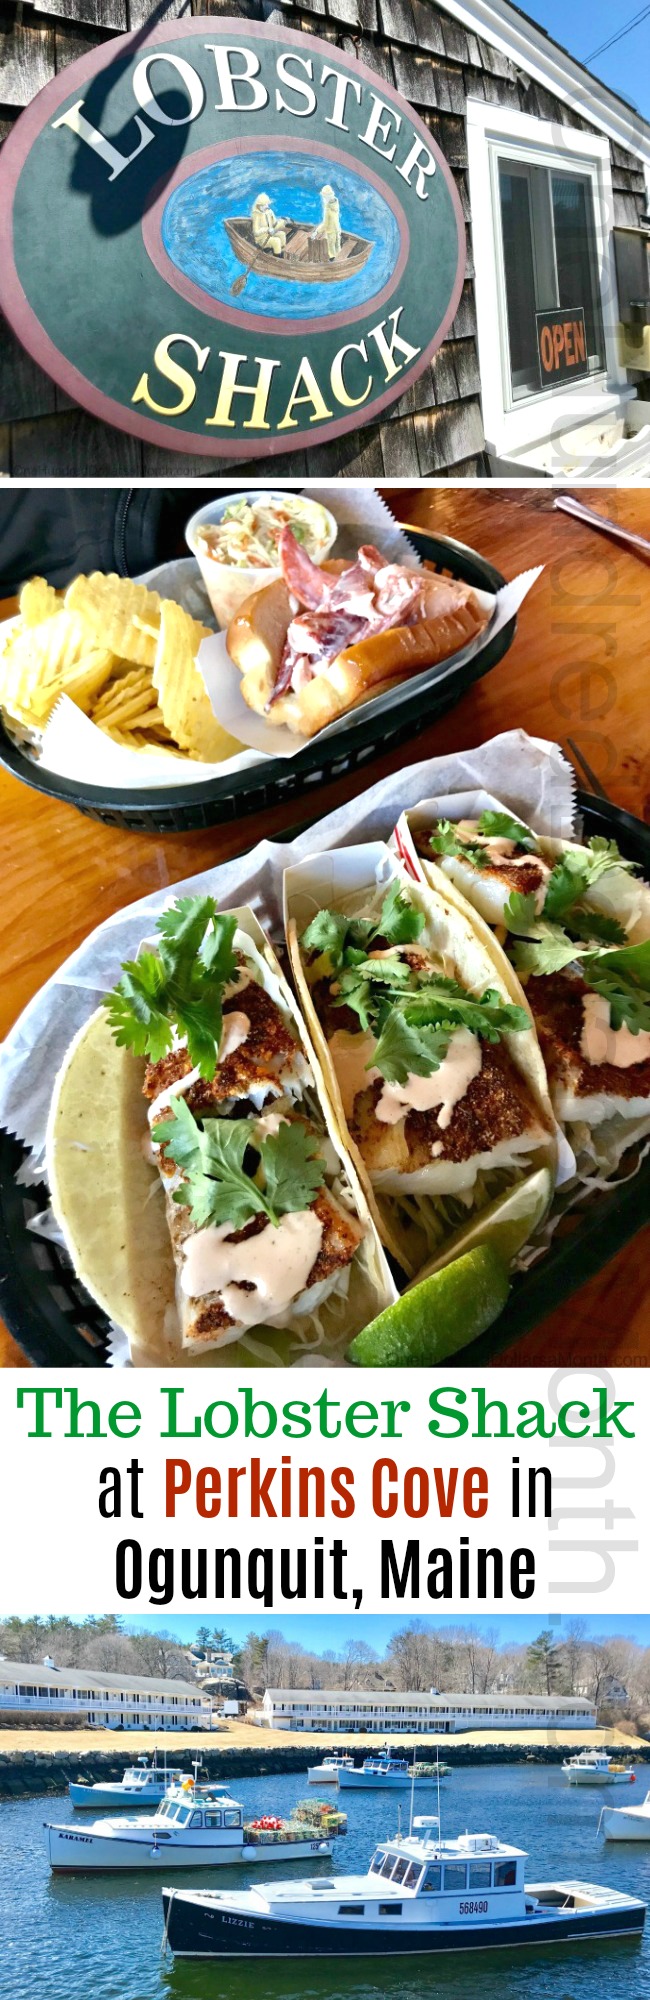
(129, 310, 421, 431)
(51, 47, 438, 199)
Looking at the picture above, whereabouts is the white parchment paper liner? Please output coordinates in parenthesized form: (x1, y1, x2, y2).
(1, 729, 576, 1363)
(10, 493, 421, 791)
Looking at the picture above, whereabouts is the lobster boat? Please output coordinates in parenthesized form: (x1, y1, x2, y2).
(224, 217, 372, 286)
(160, 1818, 646, 1959)
(336, 1756, 448, 1790)
(307, 1755, 354, 1783)
(562, 1749, 636, 1787)
(599, 1790, 650, 1840)
(68, 1754, 200, 1809)
(45, 1787, 346, 1874)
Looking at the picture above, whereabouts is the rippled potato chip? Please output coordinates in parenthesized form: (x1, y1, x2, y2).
(19, 577, 61, 627)
(62, 648, 117, 713)
(0, 569, 242, 769)
(65, 574, 162, 668)
(153, 600, 241, 761)
(0, 611, 90, 722)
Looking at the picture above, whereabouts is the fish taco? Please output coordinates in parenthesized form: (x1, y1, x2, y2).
(284, 844, 558, 1279)
(396, 803, 650, 1184)
(46, 897, 396, 1367)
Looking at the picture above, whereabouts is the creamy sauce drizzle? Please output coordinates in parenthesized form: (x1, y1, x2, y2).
(453, 821, 550, 879)
(219, 1010, 250, 1061)
(180, 1210, 323, 1325)
(328, 1029, 380, 1119)
(580, 994, 650, 1070)
(376, 1028, 482, 1132)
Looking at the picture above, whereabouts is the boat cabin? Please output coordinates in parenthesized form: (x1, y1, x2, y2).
(364, 1758, 409, 1776)
(153, 1796, 243, 1837)
(362, 1829, 526, 1920)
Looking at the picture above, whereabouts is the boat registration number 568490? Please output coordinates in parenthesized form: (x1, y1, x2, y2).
(459, 1899, 489, 1915)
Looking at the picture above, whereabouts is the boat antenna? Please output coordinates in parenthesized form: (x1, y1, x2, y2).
(436, 1746, 441, 1844)
(409, 1744, 416, 1838)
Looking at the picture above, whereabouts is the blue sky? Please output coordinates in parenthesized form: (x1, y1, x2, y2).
(523, 0, 650, 120)
(119, 1614, 650, 1651)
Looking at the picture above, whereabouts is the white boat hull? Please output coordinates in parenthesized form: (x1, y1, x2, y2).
(601, 1809, 650, 1841)
(46, 1824, 334, 1873)
(565, 1772, 634, 1787)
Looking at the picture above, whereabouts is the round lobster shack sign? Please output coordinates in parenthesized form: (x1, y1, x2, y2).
(0, 20, 466, 457)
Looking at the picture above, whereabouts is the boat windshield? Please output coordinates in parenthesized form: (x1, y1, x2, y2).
(369, 1853, 384, 1874)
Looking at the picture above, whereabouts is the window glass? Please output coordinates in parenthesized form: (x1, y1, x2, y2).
(338, 1905, 365, 1915)
(404, 1863, 422, 1888)
(469, 1863, 492, 1889)
(420, 1865, 442, 1893)
(189, 1811, 203, 1827)
(499, 165, 541, 393)
(370, 1854, 383, 1874)
(498, 156, 605, 401)
(552, 173, 604, 362)
(205, 1812, 222, 1828)
(443, 1864, 467, 1892)
(380, 1855, 395, 1877)
(391, 1857, 408, 1884)
(176, 1807, 190, 1825)
(494, 1860, 517, 1887)
(379, 1904, 402, 1916)
(224, 1811, 241, 1827)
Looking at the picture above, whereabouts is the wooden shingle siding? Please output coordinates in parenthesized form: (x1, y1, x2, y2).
(1, 0, 647, 477)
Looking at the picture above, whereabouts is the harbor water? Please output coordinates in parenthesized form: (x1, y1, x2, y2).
(2, 1763, 650, 2000)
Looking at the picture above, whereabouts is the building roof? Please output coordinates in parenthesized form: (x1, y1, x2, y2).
(264, 1689, 595, 1710)
(0, 1662, 207, 1699)
(439, 0, 650, 165)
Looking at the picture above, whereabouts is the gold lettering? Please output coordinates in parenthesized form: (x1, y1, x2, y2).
(367, 308, 420, 381)
(131, 334, 209, 416)
(277, 356, 334, 429)
(330, 339, 372, 408)
(206, 351, 279, 429)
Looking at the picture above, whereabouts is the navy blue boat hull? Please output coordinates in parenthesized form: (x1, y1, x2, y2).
(162, 1894, 645, 1959)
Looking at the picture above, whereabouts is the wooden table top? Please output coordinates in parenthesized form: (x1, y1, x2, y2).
(1, 485, 648, 1369)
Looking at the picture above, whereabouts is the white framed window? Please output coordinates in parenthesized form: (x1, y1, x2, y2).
(466, 100, 630, 459)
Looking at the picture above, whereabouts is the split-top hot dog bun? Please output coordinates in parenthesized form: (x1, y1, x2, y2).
(226, 529, 488, 738)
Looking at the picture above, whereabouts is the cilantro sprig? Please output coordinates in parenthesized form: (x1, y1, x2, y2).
(543, 838, 635, 924)
(429, 811, 535, 869)
(505, 896, 650, 1035)
(301, 881, 425, 979)
(154, 1101, 326, 1230)
(105, 896, 238, 1081)
(581, 940, 650, 1036)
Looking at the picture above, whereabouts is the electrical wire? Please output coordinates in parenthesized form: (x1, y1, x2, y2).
(586, 1, 650, 64)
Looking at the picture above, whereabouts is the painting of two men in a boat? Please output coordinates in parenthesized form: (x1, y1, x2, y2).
(225, 183, 373, 289)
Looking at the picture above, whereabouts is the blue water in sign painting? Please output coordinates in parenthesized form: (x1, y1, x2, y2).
(160, 152, 401, 320)
(4, 1764, 650, 1999)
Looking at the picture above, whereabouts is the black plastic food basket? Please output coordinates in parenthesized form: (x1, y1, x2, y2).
(0, 791, 648, 1367)
(0, 531, 514, 833)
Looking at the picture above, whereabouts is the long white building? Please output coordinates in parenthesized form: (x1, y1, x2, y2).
(0, 1661, 212, 1730)
(255, 1690, 597, 1735)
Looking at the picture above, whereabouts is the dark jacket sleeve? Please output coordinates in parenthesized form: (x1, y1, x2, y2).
(0, 489, 233, 596)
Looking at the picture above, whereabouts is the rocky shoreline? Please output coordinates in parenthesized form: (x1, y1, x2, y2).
(3, 1740, 650, 1800)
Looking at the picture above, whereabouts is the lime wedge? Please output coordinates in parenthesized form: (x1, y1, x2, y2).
(419, 1167, 554, 1280)
(348, 1242, 510, 1366)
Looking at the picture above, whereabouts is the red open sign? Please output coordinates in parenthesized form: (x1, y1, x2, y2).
(536, 307, 589, 385)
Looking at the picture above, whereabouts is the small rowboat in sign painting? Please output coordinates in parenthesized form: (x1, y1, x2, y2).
(225, 216, 373, 295)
